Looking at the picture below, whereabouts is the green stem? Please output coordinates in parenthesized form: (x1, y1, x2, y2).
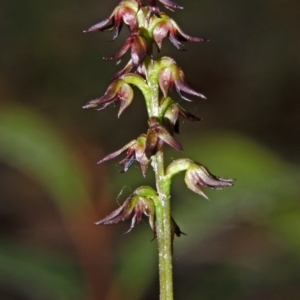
(148, 64, 174, 300)
(152, 151, 173, 300)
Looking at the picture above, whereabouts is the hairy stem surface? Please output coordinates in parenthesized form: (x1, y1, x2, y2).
(148, 70, 174, 300)
(153, 151, 173, 300)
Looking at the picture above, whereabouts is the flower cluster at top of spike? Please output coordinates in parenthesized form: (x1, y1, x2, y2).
(83, 0, 234, 236)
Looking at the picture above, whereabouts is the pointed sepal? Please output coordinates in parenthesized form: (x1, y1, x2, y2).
(151, 13, 208, 50)
(84, 0, 138, 38)
(166, 159, 235, 199)
(95, 186, 157, 233)
(83, 78, 134, 117)
(145, 117, 183, 158)
(97, 135, 150, 177)
(155, 57, 206, 101)
(185, 162, 235, 199)
(162, 99, 201, 134)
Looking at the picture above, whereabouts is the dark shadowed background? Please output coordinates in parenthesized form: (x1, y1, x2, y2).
(0, 0, 300, 299)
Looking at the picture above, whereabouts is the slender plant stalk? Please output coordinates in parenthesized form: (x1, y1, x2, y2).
(153, 150, 173, 300)
(83, 1, 235, 299)
(148, 68, 174, 299)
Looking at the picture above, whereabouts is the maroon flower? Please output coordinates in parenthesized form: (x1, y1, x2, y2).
(157, 57, 206, 101)
(151, 13, 208, 50)
(145, 117, 183, 158)
(97, 118, 183, 172)
(95, 186, 156, 233)
(163, 101, 201, 134)
(84, 0, 138, 40)
(104, 30, 150, 67)
(83, 78, 134, 117)
(97, 135, 150, 177)
(185, 162, 235, 199)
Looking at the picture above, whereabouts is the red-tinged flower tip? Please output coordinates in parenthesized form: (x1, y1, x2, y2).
(97, 135, 150, 177)
(145, 117, 183, 158)
(163, 100, 201, 134)
(83, 78, 134, 117)
(137, 0, 182, 16)
(94, 186, 157, 233)
(151, 13, 208, 50)
(137, 0, 183, 11)
(104, 30, 150, 67)
(157, 57, 206, 101)
(156, 0, 183, 11)
(158, 0, 183, 10)
(185, 162, 235, 200)
(112, 58, 148, 79)
(84, 0, 138, 40)
(112, 59, 135, 79)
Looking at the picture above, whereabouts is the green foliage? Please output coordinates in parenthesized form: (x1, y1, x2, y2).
(0, 238, 84, 300)
(0, 105, 89, 214)
(0, 105, 88, 299)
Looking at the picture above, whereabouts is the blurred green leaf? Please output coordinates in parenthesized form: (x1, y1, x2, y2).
(172, 132, 300, 253)
(116, 227, 157, 300)
(0, 104, 89, 214)
(0, 238, 84, 300)
(0, 104, 90, 299)
(272, 209, 300, 256)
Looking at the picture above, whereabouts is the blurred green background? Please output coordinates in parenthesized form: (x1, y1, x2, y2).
(0, 0, 299, 299)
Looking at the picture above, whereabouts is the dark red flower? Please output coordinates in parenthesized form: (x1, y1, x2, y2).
(97, 135, 150, 177)
(145, 117, 183, 158)
(166, 159, 234, 199)
(95, 186, 157, 233)
(156, 57, 206, 101)
(151, 13, 208, 50)
(163, 100, 201, 134)
(184, 162, 235, 199)
(84, 0, 138, 40)
(83, 78, 134, 117)
(104, 30, 150, 67)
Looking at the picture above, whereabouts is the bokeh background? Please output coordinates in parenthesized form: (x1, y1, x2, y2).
(1, 0, 299, 299)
